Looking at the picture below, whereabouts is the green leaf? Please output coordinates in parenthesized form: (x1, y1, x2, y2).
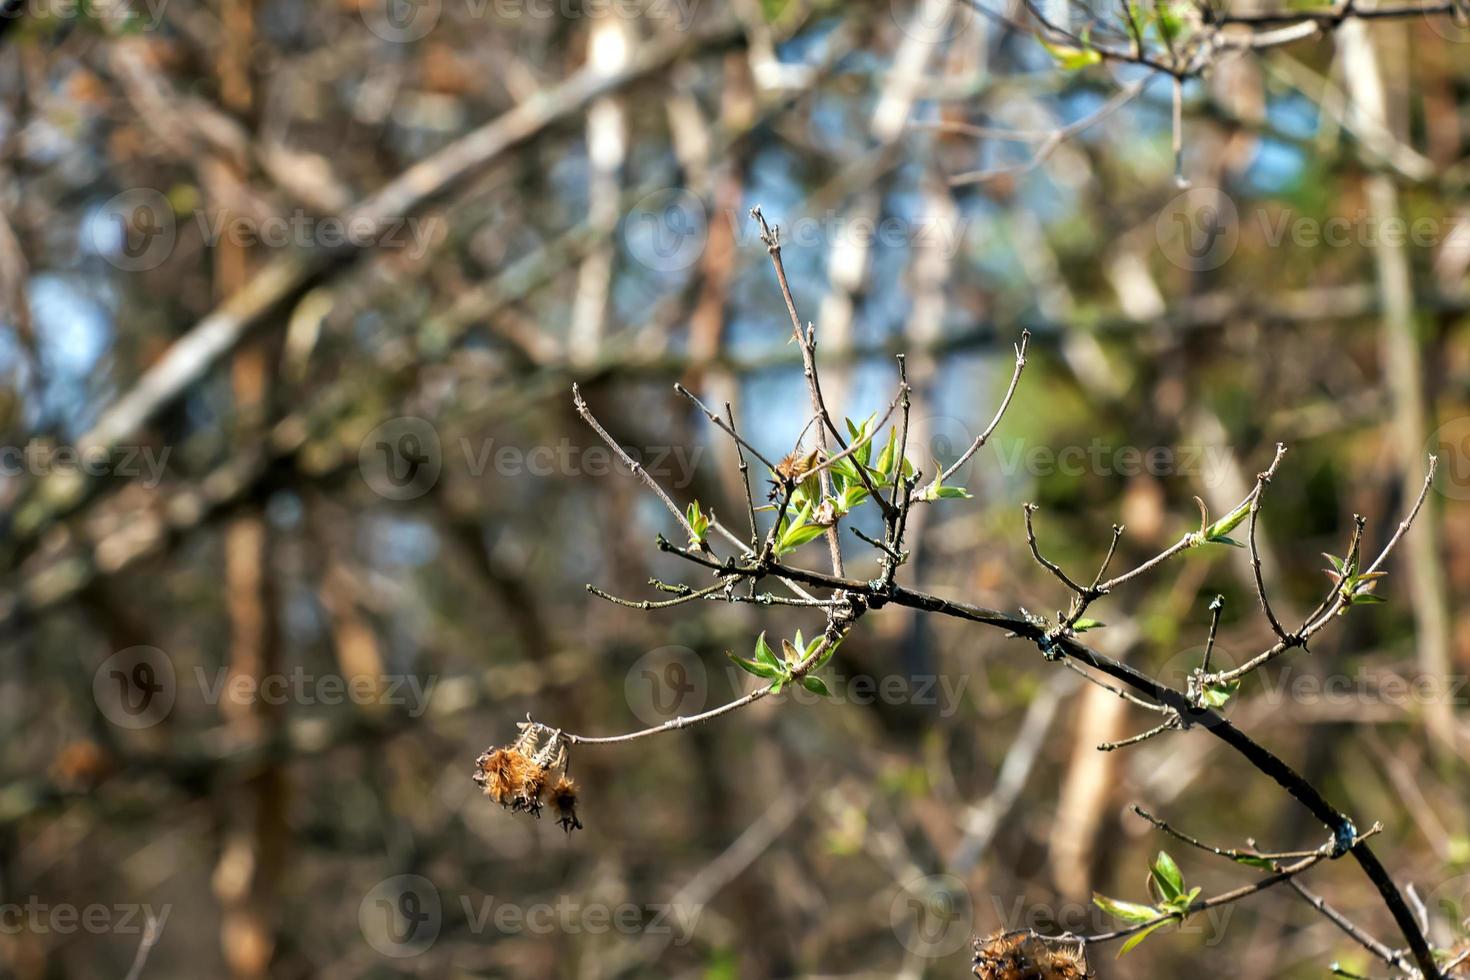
(916, 473, 972, 503)
(754, 632, 781, 669)
(1072, 618, 1106, 632)
(1151, 851, 1184, 903)
(1201, 680, 1239, 708)
(1039, 36, 1103, 70)
(1202, 498, 1252, 541)
(727, 652, 779, 679)
(802, 676, 833, 697)
(1349, 592, 1387, 605)
(1119, 920, 1169, 956)
(849, 414, 875, 468)
(1093, 894, 1160, 925)
(1231, 854, 1276, 870)
(875, 427, 898, 482)
(1323, 552, 1346, 574)
(776, 502, 826, 555)
(1152, 0, 1185, 44)
(1206, 534, 1245, 548)
(685, 500, 709, 544)
(780, 522, 828, 553)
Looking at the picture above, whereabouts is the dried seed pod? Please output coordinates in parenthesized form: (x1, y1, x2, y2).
(550, 776, 582, 834)
(474, 747, 546, 814)
(769, 448, 821, 501)
(474, 722, 577, 826)
(973, 931, 1090, 980)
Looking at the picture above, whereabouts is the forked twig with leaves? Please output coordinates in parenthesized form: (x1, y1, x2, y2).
(473, 210, 1447, 978)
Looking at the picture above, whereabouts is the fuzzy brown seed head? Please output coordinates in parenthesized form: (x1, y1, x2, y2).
(973, 932, 1090, 980)
(769, 449, 822, 502)
(773, 449, 819, 482)
(551, 776, 582, 834)
(474, 747, 546, 814)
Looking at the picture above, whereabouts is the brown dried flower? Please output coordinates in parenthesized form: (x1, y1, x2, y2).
(473, 747, 546, 814)
(474, 721, 579, 827)
(973, 931, 1090, 980)
(550, 776, 582, 834)
(769, 448, 822, 501)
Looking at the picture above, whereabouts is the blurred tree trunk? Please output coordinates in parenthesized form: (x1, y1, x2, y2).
(1339, 20, 1457, 764)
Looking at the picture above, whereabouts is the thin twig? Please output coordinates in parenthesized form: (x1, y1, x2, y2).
(1024, 503, 1092, 596)
(726, 402, 760, 551)
(1213, 458, 1438, 684)
(1131, 805, 1363, 863)
(586, 579, 731, 610)
(1090, 524, 1125, 591)
(122, 913, 163, 980)
(565, 626, 849, 744)
(1247, 443, 1293, 643)
(673, 383, 780, 473)
(1290, 879, 1411, 972)
(938, 330, 1031, 485)
(1098, 718, 1177, 752)
(573, 383, 712, 553)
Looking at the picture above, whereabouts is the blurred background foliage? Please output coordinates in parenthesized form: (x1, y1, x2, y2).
(0, 0, 1467, 976)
